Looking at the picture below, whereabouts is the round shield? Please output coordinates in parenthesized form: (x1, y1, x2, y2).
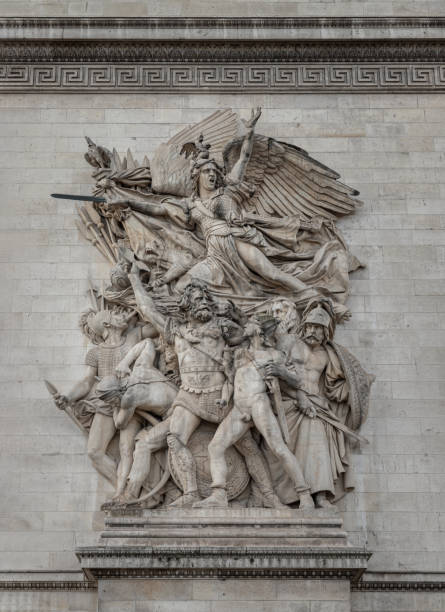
(168, 422, 250, 500)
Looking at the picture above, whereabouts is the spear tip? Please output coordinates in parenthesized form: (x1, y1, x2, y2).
(43, 379, 58, 396)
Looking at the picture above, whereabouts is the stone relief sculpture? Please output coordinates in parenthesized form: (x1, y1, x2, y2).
(48, 107, 373, 511)
(263, 297, 370, 508)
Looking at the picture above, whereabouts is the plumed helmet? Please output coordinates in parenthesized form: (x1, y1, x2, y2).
(301, 297, 336, 341)
(188, 134, 224, 180)
(304, 304, 332, 329)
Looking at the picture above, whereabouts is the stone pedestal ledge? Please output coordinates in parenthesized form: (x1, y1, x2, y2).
(76, 508, 370, 582)
(76, 544, 370, 582)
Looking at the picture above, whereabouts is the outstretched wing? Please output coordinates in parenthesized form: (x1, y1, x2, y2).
(223, 134, 362, 221)
(151, 108, 243, 196)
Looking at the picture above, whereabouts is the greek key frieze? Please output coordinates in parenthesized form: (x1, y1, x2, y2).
(0, 63, 444, 92)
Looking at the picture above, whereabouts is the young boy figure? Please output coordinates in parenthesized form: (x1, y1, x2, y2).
(194, 318, 314, 510)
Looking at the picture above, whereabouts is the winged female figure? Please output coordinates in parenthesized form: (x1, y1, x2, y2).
(95, 108, 361, 320)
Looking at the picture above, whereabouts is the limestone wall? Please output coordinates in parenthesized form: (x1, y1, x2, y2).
(0, 0, 444, 17)
(0, 92, 444, 610)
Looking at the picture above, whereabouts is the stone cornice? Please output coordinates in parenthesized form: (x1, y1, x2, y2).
(1, 40, 444, 64)
(0, 16, 444, 42)
(76, 545, 370, 581)
(77, 545, 368, 558)
(1, 16, 445, 30)
(0, 16, 443, 92)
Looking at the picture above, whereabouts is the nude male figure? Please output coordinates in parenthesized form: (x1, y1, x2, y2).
(195, 319, 314, 510)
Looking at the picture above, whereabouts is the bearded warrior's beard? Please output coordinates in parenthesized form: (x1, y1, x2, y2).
(190, 305, 213, 322)
(276, 320, 289, 335)
(277, 313, 298, 335)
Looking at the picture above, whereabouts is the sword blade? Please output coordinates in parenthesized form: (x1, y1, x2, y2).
(51, 193, 106, 203)
(268, 377, 290, 446)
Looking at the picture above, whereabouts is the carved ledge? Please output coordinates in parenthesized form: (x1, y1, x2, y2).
(0, 580, 97, 591)
(1, 16, 445, 31)
(0, 16, 443, 92)
(2, 576, 444, 592)
(76, 545, 371, 582)
(0, 63, 444, 93)
(352, 581, 445, 592)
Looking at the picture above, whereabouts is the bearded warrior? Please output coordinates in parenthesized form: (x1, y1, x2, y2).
(264, 298, 373, 506)
(128, 266, 290, 508)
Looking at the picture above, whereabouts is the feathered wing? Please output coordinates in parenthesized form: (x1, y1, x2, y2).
(151, 108, 243, 196)
(223, 134, 362, 221)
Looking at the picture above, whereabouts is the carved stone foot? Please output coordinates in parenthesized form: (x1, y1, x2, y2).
(141, 497, 161, 510)
(193, 487, 228, 508)
(263, 493, 287, 510)
(100, 499, 116, 511)
(299, 492, 315, 510)
(101, 493, 137, 510)
(315, 491, 334, 509)
(168, 491, 201, 508)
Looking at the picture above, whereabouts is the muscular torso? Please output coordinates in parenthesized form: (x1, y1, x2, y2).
(276, 333, 328, 397)
(174, 321, 226, 391)
(234, 347, 283, 399)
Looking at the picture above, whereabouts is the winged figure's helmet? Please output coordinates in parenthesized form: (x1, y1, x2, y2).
(300, 297, 336, 342)
(182, 134, 225, 194)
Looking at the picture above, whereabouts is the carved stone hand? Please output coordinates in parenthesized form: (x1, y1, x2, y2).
(242, 106, 262, 130)
(150, 277, 166, 289)
(53, 392, 70, 411)
(309, 216, 324, 232)
(115, 363, 131, 379)
(104, 197, 130, 211)
(297, 394, 317, 419)
(264, 362, 287, 379)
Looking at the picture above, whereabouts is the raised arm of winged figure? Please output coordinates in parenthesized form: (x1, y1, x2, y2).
(128, 263, 166, 334)
(227, 106, 262, 183)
